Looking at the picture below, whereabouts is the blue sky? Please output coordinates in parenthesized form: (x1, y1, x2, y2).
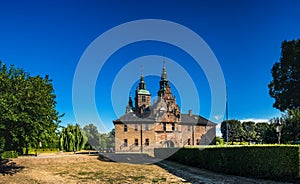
(0, 0, 299, 134)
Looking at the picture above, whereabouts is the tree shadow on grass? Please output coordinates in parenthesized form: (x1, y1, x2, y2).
(98, 153, 115, 162)
(0, 159, 24, 176)
(98, 153, 158, 164)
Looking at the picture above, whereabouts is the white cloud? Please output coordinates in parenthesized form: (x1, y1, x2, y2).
(240, 118, 269, 123)
(216, 124, 222, 137)
(214, 114, 223, 121)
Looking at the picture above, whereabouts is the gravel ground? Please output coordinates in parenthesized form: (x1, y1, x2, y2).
(157, 160, 295, 184)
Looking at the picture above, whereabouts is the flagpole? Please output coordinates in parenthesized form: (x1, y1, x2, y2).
(226, 87, 229, 145)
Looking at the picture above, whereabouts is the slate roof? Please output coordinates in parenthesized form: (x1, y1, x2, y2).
(113, 111, 217, 126)
(180, 114, 217, 126)
(113, 112, 156, 124)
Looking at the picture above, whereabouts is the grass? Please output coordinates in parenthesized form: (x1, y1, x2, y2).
(152, 177, 167, 182)
(0, 154, 184, 183)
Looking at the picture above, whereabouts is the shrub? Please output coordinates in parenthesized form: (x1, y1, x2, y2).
(1, 150, 18, 159)
(22, 148, 60, 155)
(216, 137, 224, 145)
(155, 145, 300, 180)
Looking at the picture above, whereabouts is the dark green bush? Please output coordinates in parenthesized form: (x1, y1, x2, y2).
(155, 145, 300, 180)
(1, 150, 18, 159)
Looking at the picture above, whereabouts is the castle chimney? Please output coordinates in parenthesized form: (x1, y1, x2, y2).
(188, 109, 192, 116)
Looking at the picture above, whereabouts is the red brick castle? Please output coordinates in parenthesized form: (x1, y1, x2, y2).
(113, 65, 216, 153)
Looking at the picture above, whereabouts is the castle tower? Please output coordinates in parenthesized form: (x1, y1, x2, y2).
(135, 75, 151, 114)
(157, 65, 181, 121)
(158, 65, 168, 97)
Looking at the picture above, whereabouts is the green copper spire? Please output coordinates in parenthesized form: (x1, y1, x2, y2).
(137, 74, 150, 95)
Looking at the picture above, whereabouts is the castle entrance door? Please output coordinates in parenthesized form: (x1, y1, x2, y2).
(164, 140, 174, 148)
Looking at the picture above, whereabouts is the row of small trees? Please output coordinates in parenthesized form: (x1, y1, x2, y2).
(59, 123, 115, 152)
(221, 109, 300, 144)
(221, 120, 274, 144)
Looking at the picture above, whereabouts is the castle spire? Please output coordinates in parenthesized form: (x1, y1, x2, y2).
(126, 95, 134, 113)
(139, 74, 146, 90)
(161, 60, 168, 81)
(158, 62, 169, 97)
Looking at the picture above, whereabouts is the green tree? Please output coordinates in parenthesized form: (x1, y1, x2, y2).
(59, 124, 87, 152)
(242, 121, 256, 144)
(106, 128, 115, 151)
(255, 122, 269, 143)
(82, 123, 101, 150)
(0, 62, 62, 153)
(221, 120, 244, 144)
(264, 119, 279, 144)
(268, 39, 300, 111)
(0, 124, 5, 152)
(281, 108, 300, 143)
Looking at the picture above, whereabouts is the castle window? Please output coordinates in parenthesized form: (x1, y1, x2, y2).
(134, 139, 138, 146)
(187, 138, 191, 145)
(142, 95, 146, 102)
(124, 139, 128, 147)
(145, 138, 149, 146)
(145, 124, 149, 131)
(134, 124, 138, 131)
(196, 139, 200, 145)
(124, 124, 128, 132)
(163, 123, 166, 131)
(172, 123, 175, 131)
(188, 125, 191, 131)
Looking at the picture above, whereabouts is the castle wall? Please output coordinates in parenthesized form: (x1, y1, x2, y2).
(115, 123, 155, 152)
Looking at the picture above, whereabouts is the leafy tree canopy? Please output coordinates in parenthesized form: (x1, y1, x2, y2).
(268, 39, 300, 111)
(59, 124, 87, 152)
(0, 62, 63, 153)
(281, 108, 300, 142)
(221, 120, 244, 143)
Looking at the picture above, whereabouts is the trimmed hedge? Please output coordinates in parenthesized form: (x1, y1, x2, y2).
(1, 151, 18, 159)
(22, 148, 60, 155)
(154, 145, 300, 180)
